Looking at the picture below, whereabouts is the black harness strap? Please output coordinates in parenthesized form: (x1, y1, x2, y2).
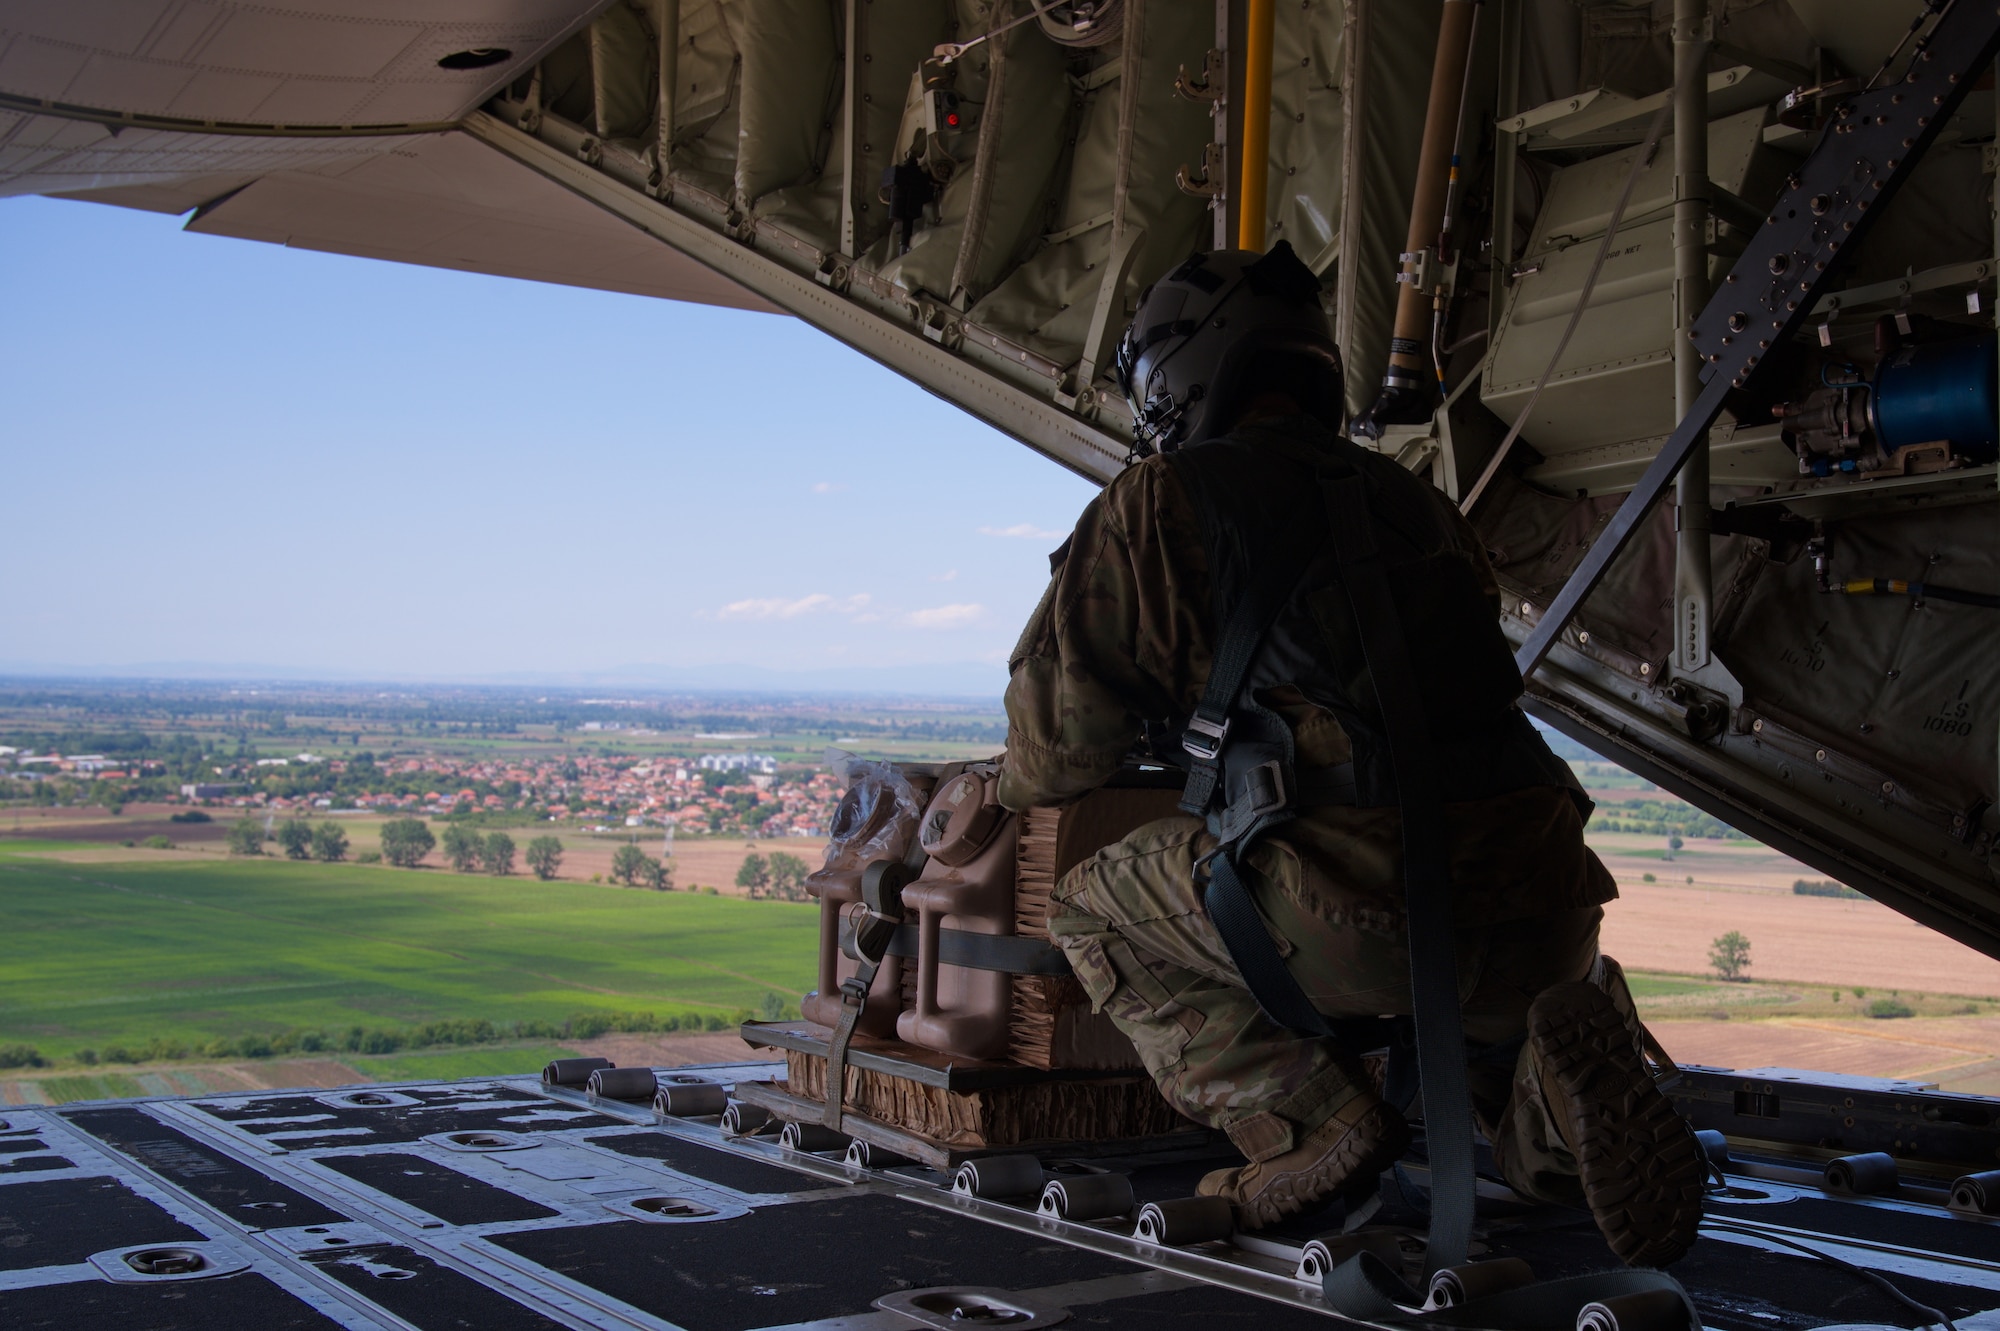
(1177, 551, 1307, 818)
(1203, 854, 1334, 1036)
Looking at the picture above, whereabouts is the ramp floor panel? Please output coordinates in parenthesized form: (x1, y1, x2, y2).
(0, 1175, 205, 1271)
(5, 1069, 2000, 1331)
(582, 1128, 846, 1195)
(318, 1151, 563, 1226)
(0, 1152, 74, 1174)
(188, 1086, 625, 1148)
(1708, 1192, 2000, 1262)
(303, 1243, 572, 1331)
(488, 1192, 1140, 1331)
(64, 1105, 351, 1226)
(0, 1271, 351, 1331)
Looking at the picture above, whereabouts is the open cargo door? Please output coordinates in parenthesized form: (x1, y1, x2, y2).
(3, 1, 1993, 957)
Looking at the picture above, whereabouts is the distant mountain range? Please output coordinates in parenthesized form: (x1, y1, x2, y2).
(0, 658, 1009, 700)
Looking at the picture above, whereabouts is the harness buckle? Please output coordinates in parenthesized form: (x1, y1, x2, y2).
(1182, 713, 1230, 761)
(1240, 760, 1289, 818)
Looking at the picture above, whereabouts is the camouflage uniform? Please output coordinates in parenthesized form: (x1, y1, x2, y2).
(997, 418, 1619, 1179)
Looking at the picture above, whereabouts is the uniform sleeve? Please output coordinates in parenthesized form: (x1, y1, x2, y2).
(1433, 488, 1503, 614)
(998, 461, 1211, 811)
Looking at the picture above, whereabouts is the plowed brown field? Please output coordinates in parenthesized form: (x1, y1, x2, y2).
(1590, 831, 2000, 996)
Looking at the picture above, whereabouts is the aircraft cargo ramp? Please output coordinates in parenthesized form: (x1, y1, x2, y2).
(9, 1060, 2000, 1331)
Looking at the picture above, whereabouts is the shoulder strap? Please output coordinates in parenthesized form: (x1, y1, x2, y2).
(1167, 446, 1319, 819)
(1176, 567, 1308, 817)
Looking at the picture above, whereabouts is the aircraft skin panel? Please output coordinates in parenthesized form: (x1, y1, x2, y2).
(0, 1, 611, 125)
(175, 129, 780, 312)
(0, 114, 419, 200)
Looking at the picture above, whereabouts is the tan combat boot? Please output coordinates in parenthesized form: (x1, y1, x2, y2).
(1525, 978, 1706, 1267)
(1199, 1096, 1411, 1230)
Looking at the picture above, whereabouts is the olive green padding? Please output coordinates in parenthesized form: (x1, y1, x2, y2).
(874, 3, 1069, 306)
(968, 3, 1213, 370)
(746, 0, 952, 245)
(670, 0, 748, 190)
(734, 0, 839, 209)
(1265, 0, 1348, 272)
(590, 3, 658, 140)
(837, 0, 954, 253)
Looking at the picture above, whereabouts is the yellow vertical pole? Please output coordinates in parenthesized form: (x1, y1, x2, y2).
(1236, 0, 1276, 252)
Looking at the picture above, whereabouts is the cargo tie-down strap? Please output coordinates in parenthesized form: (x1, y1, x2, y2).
(1195, 474, 1475, 1276)
(839, 918, 1073, 976)
(821, 838, 928, 1131)
(1319, 1252, 1701, 1329)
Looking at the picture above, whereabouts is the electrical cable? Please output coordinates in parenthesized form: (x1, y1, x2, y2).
(1831, 578, 2000, 609)
(1460, 99, 1673, 515)
(933, 0, 1057, 65)
(1701, 1219, 1960, 1331)
(1863, 0, 1954, 93)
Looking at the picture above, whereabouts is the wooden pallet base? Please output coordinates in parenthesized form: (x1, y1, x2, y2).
(782, 1049, 1187, 1150)
(729, 1078, 1211, 1172)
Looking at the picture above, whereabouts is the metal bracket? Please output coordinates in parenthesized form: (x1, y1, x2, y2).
(917, 301, 964, 350)
(1515, 3, 2000, 678)
(1175, 141, 1226, 200)
(813, 252, 851, 292)
(1175, 48, 1225, 102)
(1396, 245, 1460, 298)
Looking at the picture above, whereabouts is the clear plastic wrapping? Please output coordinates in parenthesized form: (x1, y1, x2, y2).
(808, 753, 926, 893)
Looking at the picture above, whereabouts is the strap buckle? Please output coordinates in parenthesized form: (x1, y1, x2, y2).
(1182, 712, 1230, 761)
(838, 974, 870, 1006)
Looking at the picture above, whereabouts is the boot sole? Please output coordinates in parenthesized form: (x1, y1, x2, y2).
(1528, 982, 1705, 1267)
(1233, 1105, 1410, 1230)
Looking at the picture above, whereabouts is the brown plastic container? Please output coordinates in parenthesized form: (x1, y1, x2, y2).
(896, 767, 1019, 1060)
(799, 764, 934, 1033)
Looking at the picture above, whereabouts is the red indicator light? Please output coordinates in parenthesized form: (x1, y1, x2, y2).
(946, 112, 960, 127)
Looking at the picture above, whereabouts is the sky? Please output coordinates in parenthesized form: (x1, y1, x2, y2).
(0, 195, 1099, 694)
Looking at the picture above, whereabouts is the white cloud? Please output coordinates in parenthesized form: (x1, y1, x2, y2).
(979, 523, 1065, 540)
(929, 568, 960, 582)
(714, 593, 871, 621)
(811, 481, 847, 493)
(905, 603, 985, 629)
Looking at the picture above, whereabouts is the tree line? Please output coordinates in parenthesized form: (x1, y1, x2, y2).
(737, 850, 812, 899)
(228, 817, 349, 861)
(227, 816, 565, 880)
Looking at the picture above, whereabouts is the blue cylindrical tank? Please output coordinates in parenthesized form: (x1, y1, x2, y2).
(1872, 334, 1998, 461)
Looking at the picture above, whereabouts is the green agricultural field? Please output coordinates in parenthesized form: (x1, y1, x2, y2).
(1621, 974, 1706, 999)
(0, 841, 817, 1063)
(345, 1043, 585, 1082)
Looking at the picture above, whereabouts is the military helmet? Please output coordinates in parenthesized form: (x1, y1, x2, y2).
(1114, 240, 1343, 456)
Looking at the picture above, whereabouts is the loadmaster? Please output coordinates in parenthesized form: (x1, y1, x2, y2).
(996, 240, 1708, 1268)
